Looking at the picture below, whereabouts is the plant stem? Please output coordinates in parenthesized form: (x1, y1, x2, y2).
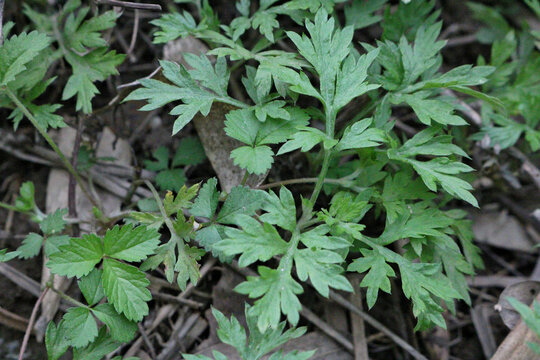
(240, 171, 249, 186)
(4, 87, 99, 208)
(307, 106, 336, 211)
(0, 201, 19, 212)
(46, 282, 88, 309)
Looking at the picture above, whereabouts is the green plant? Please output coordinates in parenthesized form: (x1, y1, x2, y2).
(508, 298, 540, 354)
(5, 0, 534, 359)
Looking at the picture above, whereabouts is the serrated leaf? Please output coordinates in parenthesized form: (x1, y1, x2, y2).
(231, 145, 274, 175)
(156, 169, 187, 192)
(212, 307, 247, 354)
(225, 108, 260, 146)
(294, 248, 352, 297)
(0, 31, 51, 86)
(44, 235, 70, 257)
(216, 215, 288, 267)
(78, 268, 105, 306)
(398, 93, 467, 126)
(235, 266, 303, 331)
(195, 224, 230, 261)
(175, 245, 205, 291)
(102, 258, 151, 322)
(216, 186, 265, 225)
(92, 303, 137, 343)
(62, 49, 125, 113)
(103, 224, 160, 262)
(63, 307, 98, 348)
(45, 321, 70, 360)
(125, 59, 222, 134)
(164, 183, 199, 215)
(40, 208, 68, 235)
(47, 234, 103, 278)
(72, 327, 119, 360)
(260, 187, 297, 232)
(63, 8, 118, 53)
(172, 136, 206, 167)
(287, 8, 353, 108)
(17, 233, 43, 259)
(191, 178, 219, 219)
(345, 0, 386, 29)
(144, 146, 169, 171)
(335, 118, 386, 151)
(150, 11, 198, 43)
(348, 249, 395, 308)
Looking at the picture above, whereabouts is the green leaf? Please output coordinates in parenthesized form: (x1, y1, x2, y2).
(397, 93, 467, 126)
(63, 8, 119, 53)
(172, 137, 206, 167)
(40, 208, 68, 235)
(47, 234, 104, 278)
(144, 146, 169, 171)
(335, 118, 386, 151)
(235, 266, 303, 331)
(195, 224, 229, 261)
(125, 59, 223, 135)
(184, 54, 230, 97)
(388, 128, 477, 206)
(225, 108, 260, 146)
(102, 258, 151, 322)
(163, 183, 199, 215)
(92, 303, 137, 343)
(150, 11, 198, 43)
(78, 268, 105, 306)
(45, 321, 70, 360)
(0, 31, 51, 86)
(345, 0, 386, 29)
(191, 178, 219, 219)
(215, 215, 288, 267)
(260, 187, 297, 232)
(231, 145, 274, 175)
(254, 100, 290, 122)
(334, 49, 380, 111)
(156, 169, 187, 192)
(175, 245, 205, 291)
(216, 186, 266, 225)
(399, 261, 462, 330)
(73, 327, 119, 360)
(63, 307, 98, 348)
(17, 233, 43, 259)
(287, 8, 353, 108)
(44, 235, 70, 257)
(294, 248, 352, 297)
(277, 127, 337, 155)
(348, 249, 395, 308)
(14, 181, 35, 212)
(103, 224, 160, 262)
(62, 48, 125, 113)
(212, 307, 247, 356)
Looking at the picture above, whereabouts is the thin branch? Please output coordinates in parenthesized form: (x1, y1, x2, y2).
(18, 288, 49, 360)
(3, 87, 99, 209)
(126, 10, 140, 62)
(95, 0, 162, 11)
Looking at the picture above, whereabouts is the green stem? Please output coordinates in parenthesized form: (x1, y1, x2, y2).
(4, 87, 99, 209)
(0, 201, 19, 212)
(218, 96, 250, 109)
(307, 106, 336, 211)
(240, 171, 249, 186)
(46, 282, 88, 309)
